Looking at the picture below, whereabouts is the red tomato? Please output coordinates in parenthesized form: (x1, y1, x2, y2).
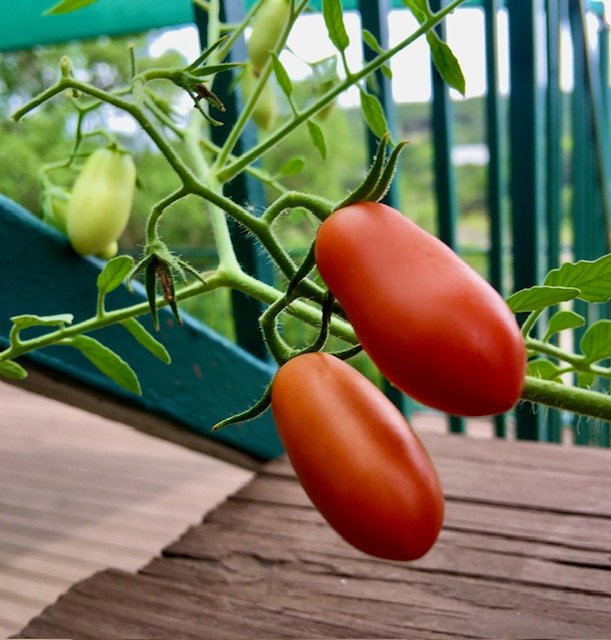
(271, 352, 444, 561)
(315, 202, 526, 417)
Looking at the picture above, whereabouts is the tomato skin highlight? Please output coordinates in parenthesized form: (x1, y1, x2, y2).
(66, 148, 136, 256)
(271, 352, 444, 561)
(315, 202, 527, 417)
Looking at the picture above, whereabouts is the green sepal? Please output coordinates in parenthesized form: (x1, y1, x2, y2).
(286, 243, 317, 299)
(337, 134, 390, 208)
(368, 139, 409, 202)
(185, 36, 230, 72)
(212, 381, 273, 431)
(145, 257, 159, 330)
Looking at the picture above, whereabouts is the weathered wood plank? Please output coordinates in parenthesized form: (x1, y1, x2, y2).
(15, 435, 611, 639)
(0, 381, 252, 637)
(263, 434, 611, 516)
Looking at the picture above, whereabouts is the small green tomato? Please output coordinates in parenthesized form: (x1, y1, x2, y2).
(66, 148, 136, 256)
(247, 0, 291, 73)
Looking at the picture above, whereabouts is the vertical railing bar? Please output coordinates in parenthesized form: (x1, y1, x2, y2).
(568, 0, 595, 445)
(507, 0, 548, 441)
(357, 0, 409, 416)
(192, 0, 273, 361)
(574, 0, 611, 245)
(429, 0, 465, 435)
(483, 0, 509, 439)
(544, 0, 564, 443)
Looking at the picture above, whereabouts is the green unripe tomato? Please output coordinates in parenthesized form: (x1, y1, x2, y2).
(66, 148, 136, 256)
(241, 66, 277, 130)
(247, 0, 291, 73)
(97, 240, 119, 260)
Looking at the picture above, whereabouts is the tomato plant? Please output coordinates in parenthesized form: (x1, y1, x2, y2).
(271, 352, 445, 561)
(315, 202, 527, 417)
(3, 0, 609, 442)
(66, 147, 136, 256)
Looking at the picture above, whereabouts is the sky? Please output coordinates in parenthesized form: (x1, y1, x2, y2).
(148, 6, 609, 106)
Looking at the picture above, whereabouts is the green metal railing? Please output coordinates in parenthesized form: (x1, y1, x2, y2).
(0, 0, 609, 447)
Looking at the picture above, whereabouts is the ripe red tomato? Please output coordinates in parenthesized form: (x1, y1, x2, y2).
(315, 202, 526, 417)
(271, 352, 444, 561)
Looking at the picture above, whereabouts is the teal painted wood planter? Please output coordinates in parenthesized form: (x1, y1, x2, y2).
(0, 194, 283, 461)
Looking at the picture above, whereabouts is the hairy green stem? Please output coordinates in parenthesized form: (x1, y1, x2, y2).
(146, 188, 190, 242)
(0, 267, 356, 366)
(213, 0, 310, 171)
(527, 337, 611, 379)
(0, 272, 230, 364)
(218, 0, 469, 183)
(262, 191, 333, 224)
(521, 376, 611, 421)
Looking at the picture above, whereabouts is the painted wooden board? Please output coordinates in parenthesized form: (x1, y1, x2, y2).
(0, 194, 283, 462)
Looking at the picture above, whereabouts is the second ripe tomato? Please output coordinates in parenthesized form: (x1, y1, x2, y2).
(271, 352, 444, 561)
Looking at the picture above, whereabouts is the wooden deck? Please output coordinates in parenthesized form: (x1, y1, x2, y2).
(8, 388, 611, 639)
(0, 381, 253, 638)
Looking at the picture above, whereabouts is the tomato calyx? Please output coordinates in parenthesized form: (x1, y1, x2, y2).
(130, 239, 206, 330)
(334, 134, 408, 211)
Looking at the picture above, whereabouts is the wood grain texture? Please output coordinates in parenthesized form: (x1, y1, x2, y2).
(0, 381, 252, 638)
(16, 432, 611, 640)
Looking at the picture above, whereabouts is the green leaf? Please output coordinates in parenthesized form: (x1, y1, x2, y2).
(278, 156, 305, 178)
(11, 313, 74, 330)
(579, 320, 611, 364)
(121, 318, 171, 364)
(402, 0, 431, 20)
(191, 62, 244, 77)
(543, 310, 585, 342)
(0, 360, 28, 381)
(506, 285, 581, 313)
(359, 89, 388, 138)
(185, 36, 229, 71)
(44, 0, 98, 15)
(307, 120, 327, 160)
(270, 53, 292, 99)
(426, 31, 466, 95)
(322, 0, 350, 53)
(361, 30, 392, 80)
(401, 0, 465, 95)
(70, 335, 142, 395)
(527, 359, 564, 381)
(544, 254, 611, 303)
(97, 255, 134, 296)
(577, 371, 595, 388)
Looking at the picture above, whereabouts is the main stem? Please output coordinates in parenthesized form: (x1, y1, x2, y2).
(521, 376, 611, 421)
